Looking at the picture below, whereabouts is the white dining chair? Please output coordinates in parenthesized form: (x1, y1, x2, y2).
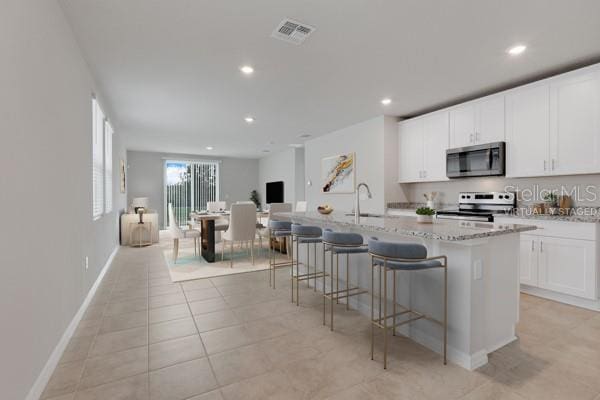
(295, 201, 307, 212)
(207, 201, 228, 233)
(221, 203, 258, 267)
(168, 203, 201, 263)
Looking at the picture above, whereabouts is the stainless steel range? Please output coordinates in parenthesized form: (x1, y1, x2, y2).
(436, 192, 515, 222)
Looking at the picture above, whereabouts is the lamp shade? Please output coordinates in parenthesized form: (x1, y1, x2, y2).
(132, 197, 149, 208)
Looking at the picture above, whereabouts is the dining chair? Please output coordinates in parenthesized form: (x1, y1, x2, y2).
(168, 203, 201, 263)
(207, 201, 229, 233)
(221, 203, 258, 267)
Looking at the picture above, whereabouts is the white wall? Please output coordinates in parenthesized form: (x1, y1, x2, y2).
(0, 1, 126, 398)
(127, 150, 259, 227)
(304, 116, 403, 214)
(258, 148, 305, 208)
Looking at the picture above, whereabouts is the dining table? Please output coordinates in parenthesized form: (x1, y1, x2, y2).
(190, 210, 269, 262)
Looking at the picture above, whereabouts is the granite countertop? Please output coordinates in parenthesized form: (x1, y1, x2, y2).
(493, 208, 600, 223)
(276, 211, 536, 242)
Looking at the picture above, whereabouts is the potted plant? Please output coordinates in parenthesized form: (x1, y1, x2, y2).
(542, 191, 558, 215)
(415, 207, 435, 223)
(249, 190, 261, 210)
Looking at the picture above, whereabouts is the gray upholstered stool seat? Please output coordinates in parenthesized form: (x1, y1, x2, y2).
(267, 220, 293, 288)
(368, 237, 448, 369)
(321, 230, 369, 330)
(291, 224, 325, 305)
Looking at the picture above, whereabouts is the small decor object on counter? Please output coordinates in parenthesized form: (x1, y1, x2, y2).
(423, 192, 438, 209)
(542, 191, 558, 214)
(558, 195, 572, 212)
(532, 203, 545, 214)
(415, 207, 435, 223)
(317, 204, 334, 215)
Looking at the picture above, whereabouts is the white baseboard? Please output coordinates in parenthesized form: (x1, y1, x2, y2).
(25, 246, 119, 400)
(521, 285, 600, 311)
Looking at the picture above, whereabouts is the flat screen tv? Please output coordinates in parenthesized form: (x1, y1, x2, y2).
(266, 181, 284, 204)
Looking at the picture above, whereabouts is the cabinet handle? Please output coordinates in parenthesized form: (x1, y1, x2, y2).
(475, 132, 479, 142)
(531, 240, 535, 252)
(423, 170, 427, 178)
(543, 160, 547, 171)
(540, 240, 543, 252)
(469, 133, 474, 143)
(551, 159, 555, 170)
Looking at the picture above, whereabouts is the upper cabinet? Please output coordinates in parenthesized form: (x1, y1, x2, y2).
(506, 65, 600, 178)
(398, 111, 449, 183)
(549, 68, 600, 175)
(449, 95, 505, 148)
(506, 83, 550, 177)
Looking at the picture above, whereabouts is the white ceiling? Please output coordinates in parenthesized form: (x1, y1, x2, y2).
(59, 0, 600, 158)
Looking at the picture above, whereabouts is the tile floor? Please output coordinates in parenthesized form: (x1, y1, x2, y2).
(41, 243, 600, 400)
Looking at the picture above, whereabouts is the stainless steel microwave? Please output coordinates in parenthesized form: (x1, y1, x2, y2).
(446, 142, 505, 178)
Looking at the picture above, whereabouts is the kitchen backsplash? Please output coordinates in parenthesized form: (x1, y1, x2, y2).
(399, 174, 600, 207)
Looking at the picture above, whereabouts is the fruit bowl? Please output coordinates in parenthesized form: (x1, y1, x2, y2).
(317, 205, 334, 215)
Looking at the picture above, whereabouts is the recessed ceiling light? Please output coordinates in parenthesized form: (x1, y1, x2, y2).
(289, 143, 304, 148)
(240, 65, 254, 75)
(298, 134, 311, 139)
(244, 116, 255, 123)
(262, 149, 270, 153)
(205, 146, 213, 150)
(507, 44, 527, 56)
(381, 98, 392, 105)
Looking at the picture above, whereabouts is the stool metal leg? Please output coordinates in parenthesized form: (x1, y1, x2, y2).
(336, 254, 339, 304)
(306, 243, 310, 289)
(370, 256, 375, 361)
(314, 243, 317, 291)
(346, 253, 350, 310)
(291, 236, 295, 303)
(296, 238, 300, 306)
(330, 250, 334, 330)
(444, 264, 448, 365)
(383, 261, 388, 369)
(323, 246, 327, 325)
(393, 270, 396, 336)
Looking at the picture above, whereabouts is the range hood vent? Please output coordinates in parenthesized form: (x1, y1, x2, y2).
(271, 18, 315, 45)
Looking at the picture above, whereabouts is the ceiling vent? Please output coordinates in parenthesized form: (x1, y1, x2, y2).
(271, 18, 315, 45)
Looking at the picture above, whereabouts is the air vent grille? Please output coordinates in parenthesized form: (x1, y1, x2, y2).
(271, 18, 315, 45)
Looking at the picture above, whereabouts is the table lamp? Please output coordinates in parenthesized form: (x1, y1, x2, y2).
(132, 197, 149, 224)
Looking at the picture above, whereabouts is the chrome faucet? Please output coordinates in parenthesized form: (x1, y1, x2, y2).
(355, 182, 372, 223)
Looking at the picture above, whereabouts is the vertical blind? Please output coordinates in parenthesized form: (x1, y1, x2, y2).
(104, 120, 113, 213)
(164, 160, 219, 227)
(92, 98, 105, 219)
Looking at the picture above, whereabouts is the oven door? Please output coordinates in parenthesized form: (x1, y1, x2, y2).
(446, 142, 505, 178)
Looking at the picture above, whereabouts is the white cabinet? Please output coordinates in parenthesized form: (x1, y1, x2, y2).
(496, 217, 598, 302)
(505, 84, 550, 177)
(506, 65, 600, 178)
(398, 118, 423, 182)
(398, 111, 449, 183)
(449, 95, 505, 148)
(538, 237, 596, 299)
(519, 235, 539, 287)
(549, 68, 600, 175)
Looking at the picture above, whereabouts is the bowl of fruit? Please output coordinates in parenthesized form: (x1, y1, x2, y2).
(317, 204, 334, 215)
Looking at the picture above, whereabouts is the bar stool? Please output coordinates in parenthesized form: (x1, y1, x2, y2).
(291, 224, 325, 305)
(268, 220, 293, 289)
(321, 230, 369, 331)
(368, 237, 448, 369)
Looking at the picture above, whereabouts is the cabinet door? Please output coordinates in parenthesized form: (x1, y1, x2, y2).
(422, 111, 449, 181)
(449, 103, 476, 148)
(538, 237, 596, 299)
(476, 95, 505, 144)
(519, 235, 539, 287)
(398, 119, 423, 182)
(549, 69, 600, 175)
(505, 84, 550, 177)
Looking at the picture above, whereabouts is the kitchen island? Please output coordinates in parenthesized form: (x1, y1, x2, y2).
(276, 211, 537, 370)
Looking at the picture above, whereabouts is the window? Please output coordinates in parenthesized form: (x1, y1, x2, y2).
(164, 160, 219, 227)
(104, 120, 113, 213)
(92, 96, 114, 219)
(92, 97, 105, 219)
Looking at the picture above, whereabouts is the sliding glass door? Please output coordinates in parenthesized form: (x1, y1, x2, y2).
(164, 160, 219, 227)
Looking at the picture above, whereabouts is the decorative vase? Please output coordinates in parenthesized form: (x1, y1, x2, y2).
(416, 215, 433, 224)
(426, 200, 435, 209)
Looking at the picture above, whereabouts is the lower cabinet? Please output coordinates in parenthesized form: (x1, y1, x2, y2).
(538, 236, 596, 299)
(499, 218, 598, 301)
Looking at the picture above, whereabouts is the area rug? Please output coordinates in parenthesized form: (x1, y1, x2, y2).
(162, 241, 274, 282)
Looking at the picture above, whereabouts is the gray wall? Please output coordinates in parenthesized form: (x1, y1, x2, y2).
(127, 151, 259, 227)
(0, 1, 127, 398)
(258, 148, 305, 209)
